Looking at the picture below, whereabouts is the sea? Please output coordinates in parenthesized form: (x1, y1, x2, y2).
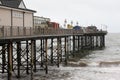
(1, 33, 120, 80)
(40, 33, 120, 80)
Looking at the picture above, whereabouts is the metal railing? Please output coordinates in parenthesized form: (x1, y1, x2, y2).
(0, 26, 107, 38)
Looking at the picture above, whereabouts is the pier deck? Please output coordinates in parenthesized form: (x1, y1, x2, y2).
(0, 26, 107, 80)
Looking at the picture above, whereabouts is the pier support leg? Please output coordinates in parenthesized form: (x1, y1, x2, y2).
(100, 36, 103, 48)
(85, 35, 87, 49)
(64, 37, 67, 65)
(91, 36, 94, 49)
(66, 37, 70, 58)
(96, 36, 98, 47)
(72, 36, 75, 57)
(45, 38, 48, 74)
(57, 37, 60, 67)
(40, 39, 43, 67)
(7, 42, 13, 80)
(59, 38, 62, 62)
(31, 40, 35, 80)
(103, 35, 105, 47)
(78, 36, 80, 51)
(81, 36, 83, 50)
(93, 36, 95, 49)
(50, 38, 53, 65)
(90, 36, 92, 49)
(17, 42, 21, 78)
(26, 41, 29, 74)
(2, 44, 6, 73)
(33, 40, 36, 72)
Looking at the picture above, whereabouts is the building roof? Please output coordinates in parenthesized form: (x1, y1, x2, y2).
(0, 0, 36, 12)
(0, 0, 21, 8)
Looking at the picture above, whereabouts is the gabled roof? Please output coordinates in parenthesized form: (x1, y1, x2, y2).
(0, 0, 36, 12)
(0, 0, 21, 8)
(19, 0, 26, 9)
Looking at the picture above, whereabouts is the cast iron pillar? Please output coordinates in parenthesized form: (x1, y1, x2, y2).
(7, 42, 13, 80)
(17, 41, 21, 78)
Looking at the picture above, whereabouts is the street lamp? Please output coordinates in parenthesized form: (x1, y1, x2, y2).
(64, 19, 67, 28)
(71, 21, 73, 26)
(76, 21, 79, 26)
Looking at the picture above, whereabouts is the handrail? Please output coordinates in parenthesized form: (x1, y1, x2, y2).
(0, 26, 107, 38)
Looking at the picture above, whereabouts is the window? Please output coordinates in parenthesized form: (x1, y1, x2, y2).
(19, 1, 26, 9)
(13, 11, 23, 18)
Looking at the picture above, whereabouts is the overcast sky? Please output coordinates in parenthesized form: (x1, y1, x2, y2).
(24, 0, 120, 33)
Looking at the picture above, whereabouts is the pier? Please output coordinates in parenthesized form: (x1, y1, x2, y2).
(0, 26, 107, 80)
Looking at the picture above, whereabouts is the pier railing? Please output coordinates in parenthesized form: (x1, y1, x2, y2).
(0, 26, 107, 38)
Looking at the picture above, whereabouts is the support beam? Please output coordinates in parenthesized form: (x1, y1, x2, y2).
(40, 39, 44, 67)
(102, 35, 105, 47)
(96, 36, 98, 47)
(2, 44, 6, 73)
(7, 42, 13, 80)
(57, 37, 60, 67)
(78, 36, 80, 51)
(64, 37, 67, 65)
(50, 38, 53, 65)
(100, 36, 103, 48)
(17, 42, 21, 78)
(72, 36, 75, 57)
(26, 41, 29, 74)
(81, 36, 83, 50)
(45, 38, 48, 74)
(59, 38, 62, 62)
(31, 40, 35, 80)
(33, 40, 36, 72)
(91, 36, 94, 49)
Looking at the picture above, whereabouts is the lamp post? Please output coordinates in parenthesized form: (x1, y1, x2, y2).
(76, 21, 79, 26)
(71, 21, 73, 26)
(64, 19, 67, 28)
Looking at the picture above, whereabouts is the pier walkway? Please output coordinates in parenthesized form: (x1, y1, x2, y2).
(0, 26, 107, 80)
